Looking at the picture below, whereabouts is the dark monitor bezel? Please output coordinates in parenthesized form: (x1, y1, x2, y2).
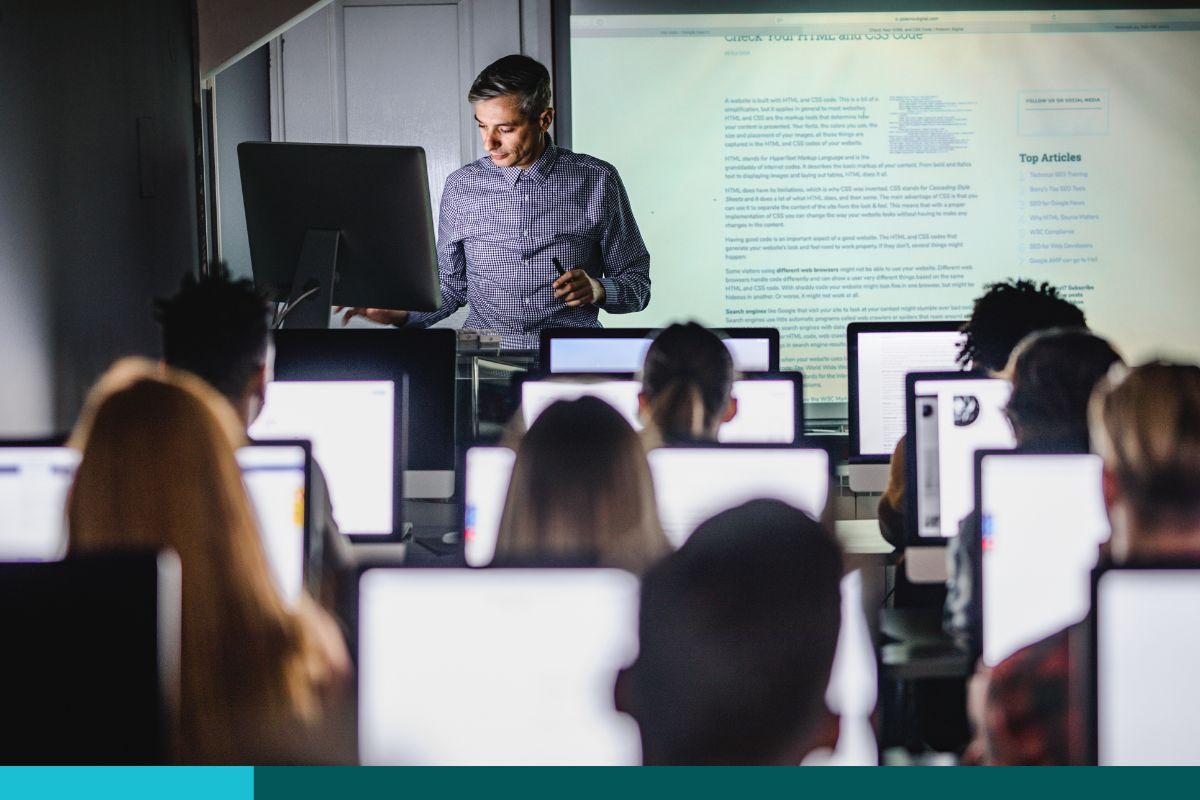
(904, 370, 1008, 548)
(538, 327, 780, 373)
(846, 320, 965, 464)
(242, 437, 315, 600)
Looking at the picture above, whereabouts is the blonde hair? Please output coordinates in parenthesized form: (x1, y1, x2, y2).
(67, 358, 342, 763)
(496, 396, 669, 574)
(1089, 361, 1200, 528)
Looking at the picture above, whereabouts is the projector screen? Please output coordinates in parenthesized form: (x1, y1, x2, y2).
(565, 4, 1200, 408)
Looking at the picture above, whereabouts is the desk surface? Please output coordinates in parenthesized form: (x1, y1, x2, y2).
(835, 519, 894, 555)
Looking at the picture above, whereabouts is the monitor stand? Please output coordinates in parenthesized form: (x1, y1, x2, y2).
(848, 462, 890, 493)
(276, 228, 340, 329)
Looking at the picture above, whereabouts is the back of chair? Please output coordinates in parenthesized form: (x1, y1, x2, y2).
(0, 551, 181, 764)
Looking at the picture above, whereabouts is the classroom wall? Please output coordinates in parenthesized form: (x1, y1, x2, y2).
(214, 45, 272, 278)
(0, 0, 201, 435)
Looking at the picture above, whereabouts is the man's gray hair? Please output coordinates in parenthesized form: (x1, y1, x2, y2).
(467, 54, 552, 118)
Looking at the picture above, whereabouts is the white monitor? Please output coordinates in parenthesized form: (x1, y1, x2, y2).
(358, 568, 642, 765)
(546, 336, 774, 373)
(647, 447, 829, 548)
(980, 453, 1109, 666)
(1096, 569, 1200, 765)
(520, 376, 798, 443)
(249, 380, 395, 537)
(238, 443, 309, 606)
(850, 325, 966, 459)
(909, 375, 1014, 540)
(463, 446, 516, 568)
(0, 446, 78, 562)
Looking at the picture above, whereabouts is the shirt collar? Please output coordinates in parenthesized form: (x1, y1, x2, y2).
(496, 134, 558, 187)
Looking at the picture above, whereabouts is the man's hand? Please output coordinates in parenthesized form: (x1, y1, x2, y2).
(552, 269, 605, 307)
(336, 307, 410, 326)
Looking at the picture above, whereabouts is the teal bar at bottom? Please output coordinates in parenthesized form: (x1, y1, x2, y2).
(0, 767, 253, 800)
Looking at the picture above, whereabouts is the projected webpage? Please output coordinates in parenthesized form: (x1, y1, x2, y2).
(980, 453, 1109, 666)
(521, 378, 796, 442)
(0, 448, 78, 561)
(1098, 570, 1200, 765)
(358, 569, 642, 765)
(647, 447, 828, 547)
(856, 329, 965, 456)
(250, 381, 394, 535)
(549, 336, 772, 373)
(238, 445, 307, 606)
(912, 377, 1013, 538)
(571, 8, 1200, 401)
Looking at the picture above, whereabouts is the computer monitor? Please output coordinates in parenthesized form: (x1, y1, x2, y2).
(463, 446, 516, 568)
(0, 442, 78, 562)
(647, 445, 830, 548)
(1092, 566, 1200, 765)
(846, 321, 965, 492)
(0, 552, 181, 764)
(238, 441, 311, 606)
(540, 327, 779, 373)
(358, 568, 642, 765)
(272, 329, 454, 499)
(977, 451, 1109, 667)
(905, 372, 1014, 545)
(519, 372, 802, 443)
(238, 142, 441, 328)
(250, 380, 399, 540)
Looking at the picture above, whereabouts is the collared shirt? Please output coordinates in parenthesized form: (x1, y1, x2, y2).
(406, 139, 651, 348)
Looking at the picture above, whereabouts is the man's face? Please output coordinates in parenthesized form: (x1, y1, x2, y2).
(474, 94, 553, 169)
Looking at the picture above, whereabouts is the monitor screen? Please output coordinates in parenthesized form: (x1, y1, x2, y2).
(0, 446, 78, 562)
(1097, 569, 1200, 765)
(237, 444, 309, 606)
(910, 375, 1014, 540)
(463, 446, 516, 568)
(547, 334, 774, 372)
(980, 453, 1109, 666)
(521, 376, 798, 443)
(250, 381, 394, 536)
(358, 568, 642, 765)
(646, 447, 829, 547)
(852, 326, 966, 458)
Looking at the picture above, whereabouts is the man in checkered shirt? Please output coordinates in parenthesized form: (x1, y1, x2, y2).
(340, 55, 650, 348)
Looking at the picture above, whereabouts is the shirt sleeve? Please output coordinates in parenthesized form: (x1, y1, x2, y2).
(595, 170, 651, 314)
(407, 174, 468, 328)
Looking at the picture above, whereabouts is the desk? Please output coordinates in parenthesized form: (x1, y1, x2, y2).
(835, 519, 894, 556)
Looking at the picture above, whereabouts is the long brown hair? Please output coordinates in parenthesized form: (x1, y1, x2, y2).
(67, 358, 342, 763)
(1090, 361, 1200, 531)
(496, 396, 669, 573)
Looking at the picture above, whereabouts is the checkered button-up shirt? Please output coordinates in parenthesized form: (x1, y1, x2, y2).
(406, 139, 651, 348)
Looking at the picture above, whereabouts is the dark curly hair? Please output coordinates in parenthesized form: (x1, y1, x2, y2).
(154, 265, 271, 404)
(957, 279, 1086, 373)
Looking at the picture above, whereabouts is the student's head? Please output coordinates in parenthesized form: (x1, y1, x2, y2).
(1003, 328, 1123, 451)
(468, 54, 554, 169)
(639, 322, 736, 445)
(1090, 361, 1200, 562)
(67, 358, 327, 761)
(958, 279, 1087, 373)
(496, 396, 669, 573)
(618, 500, 843, 765)
(155, 265, 273, 428)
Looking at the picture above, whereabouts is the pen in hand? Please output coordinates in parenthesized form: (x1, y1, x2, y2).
(552, 257, 568, 277)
